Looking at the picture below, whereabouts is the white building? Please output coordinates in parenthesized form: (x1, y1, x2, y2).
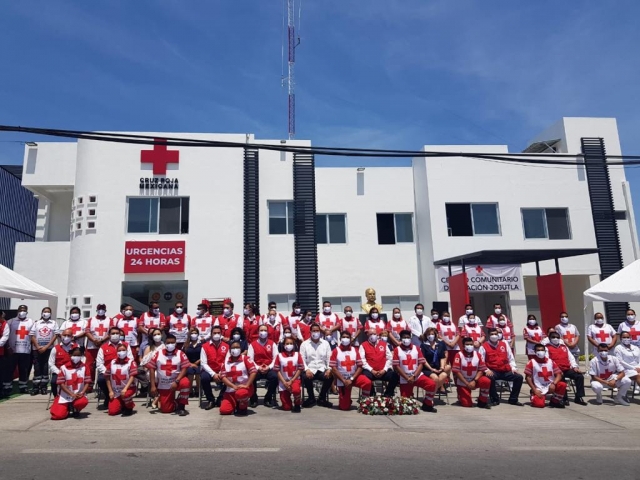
(12, 118, 639, 352)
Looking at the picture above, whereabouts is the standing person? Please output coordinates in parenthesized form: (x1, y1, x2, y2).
(274, 335, 305, 413)
(85, 304, 113, 386)
(261, 307, 283, 344)
(393, 330, 438, 413)
(192, 304, 213, 343)
(614, 332, 640, 395)
(58, 306, 87, 348)
(297, 310, 314, 343)
(47, 329, 78, 397)
(330, 332, 372, 411)
(183, 327, 202, 398)
(0, 312, 9, 398)
(409, 303, 432, 346)
(115, 304, 139, 358)
(285, 302, 303, 333)
(617, 309, 640, 348)
(420, 327, 450, 391)
(138, 302, 166, 354)
(315, 301, 341, 348)
(200, 325, 230, 409)
(247, 324, 278, 408)
(523, 315, 546, 360)
(546, 331, 587, 406)
(105, 344, 138, 416)
(479, 328, 524, 406)
(458, 304, 482, 329)
(359, 329, 398, 397)
(452, 337, 492, 409)
(219, 340, 258, 416)
(589, 343, 631, 406)
(167, 301, 191, 349)
(341, 306, 362, 346)
(554, 312, 581, 359)
(231, 303, 260, 343)
(430, 309, 441, 324)
(7, 304, 35, 394)
(50, 346, 91, 420)
(587, 313, 618, 355)
(485, 304, 510, 331)
(459, 314, 485, 351)
(96, 327, 134, 411)
(436, 312, 460, 365)
(495, 315, 515, 352)
(300, 324, 333, 408)
(524, 344, 567, 408)
(147, 335, 191, 416)
(363, 308, 386, 336)
(386, 307, 408, 348)
(215, 300, 236, 341)
(29, 307, 57, 395)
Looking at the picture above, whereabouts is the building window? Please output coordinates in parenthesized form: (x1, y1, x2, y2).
(615, 210, 627, 220)
(268, 201, 294, 235)
(381, 295, 421, 312)
(88, 209, 96, 216)
(83, 296, 91, 306)
(322, 296, 362, 314)
(71, 297, 77, 306)
(521, 208, 571, 240)
(89, 196, 97, 203)
(267, 294, 297, 313)
(376, 213, 414, 245)
(316, 214, 347, 244)
(127, 197, 190, 234)
(445, 203, 501, 236)
(82, 310, 91, 319)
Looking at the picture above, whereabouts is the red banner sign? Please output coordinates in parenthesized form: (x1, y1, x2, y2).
(124, 241, 186, 273)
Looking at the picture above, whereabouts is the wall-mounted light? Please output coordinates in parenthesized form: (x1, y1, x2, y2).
(25, 142, 37, 147)
(357, 167, 365, 171)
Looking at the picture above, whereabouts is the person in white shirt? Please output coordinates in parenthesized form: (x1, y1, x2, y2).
(614, 332, 640, 395)
(29, 307, 57, 395)
(617, 309, 640, 348)
(458, 304, 482, 329)
(587, 313, 617, 355)
(554, 312, 580, 358)
(589, 343, 631, 406)
(8, 304, 35, 393)
(409, 303, 433, 346)
(300, 323, 332, 408)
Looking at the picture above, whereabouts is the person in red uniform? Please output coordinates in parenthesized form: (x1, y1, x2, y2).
(524, 343, 567, 408)
(96, 327, 134, 410)
(219, 340, 257, 416)
(393, 330, 438, 413)
(85, 304, 113, 386)
(261, 307, 283, 343)
(147, 335, 191, 416)
(479, 328, 523, 406)
(330, 332, 372, 410)
(341, 306, 362, 346)
(105, 343, 138, 416)
(274, 335, 305, 412)
(452, 337, 492, 409)
(214, 300, 236, 341)
(248, 324, 278, 408)
(231, 303, 260, 343)
(200, 325, 230, 410)
(523, 315, 546, 360)
(297, 310, 314, 343)
(50, 346, 91, 420)
(47, 329, 78, 397)
(167, 301, 191, 349)
(138, 302, 166, 353)
(546, 331, 587, 406)
(359, 328, 398, 397)
(363, 308, 386, 336)
(284, 302, 303, 333)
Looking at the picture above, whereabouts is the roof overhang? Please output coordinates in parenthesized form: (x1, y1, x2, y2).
(434, 248, 599, 266)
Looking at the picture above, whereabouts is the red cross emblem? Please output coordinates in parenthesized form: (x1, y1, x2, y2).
(629, 328, 640, 341)
(226, 365, 243, 383)
(467, 328, 481, 342)
(173, 319, 186, 332)
(147, 318, 159, 329)
(595, 329, 610, 343)
(344, 324, 356, 335)
(120, 323, 133, 336)
(321, 317, 334, 330)
(197, 319, 210, 332)
(282, 360, 297, 378)
(67, 371, 83, 390)
(441, 328, 455, 341)
(95, 323, 108, 337)
(341, 355, 356, 373)
(462, 361, 476, 378)
(392, 323, 404, 335)
(69, 322, 82, 336)
(475, 265, 483, 273)
(39, 326, 52, 337)
(537, 366, 552, 382)
(16, 325, 29, 340)
(600, 369, 612, 379)
(530, 331, 541, 342)
(401, 354, 417, 372)
(141, 140, 179, 175)
(112, 368, 127, 386)
(160, 360, 176, 377)
(563, 330, 576, 343)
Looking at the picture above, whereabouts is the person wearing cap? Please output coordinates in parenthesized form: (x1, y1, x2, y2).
(85, 304, 113, 386)
(7, 304, 35, 393)
(167, 301, 192, 349)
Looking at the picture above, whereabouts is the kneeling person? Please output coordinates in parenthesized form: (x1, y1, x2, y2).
(453, 337, 492, 408)
(147, 335, 191, 416)
(393, 330, 437, 413)
(106, 344, 138, 416)
(330, 333, 372, 411)
(524, 344, 566, 408)
(274, 336, 305, 412)
(50, 347, 91, 420)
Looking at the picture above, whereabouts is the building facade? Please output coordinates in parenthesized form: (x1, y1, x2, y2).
(11, 118, 640, 351)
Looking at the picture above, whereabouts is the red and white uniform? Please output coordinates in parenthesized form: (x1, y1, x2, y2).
(524, 357, 566, 408)
(229, 315, 259, 343)
(554, 323, 580, 354)
(58, 318, 88, 346)
(330, 345, 372, 410)
(48, 342, 79, 375)
(297, 321, 312, 342)
(452, 350, 491, 407)
(546, 342, 578, 371)
(284, 313, 302, 332)
(30, 318, 57, 349)
(460, 324, 484, 348)
(248, 339, 278, 369)
(9, 317, 35, 353)
(479, 340, 517, 373)
(364, 319, 386, 336)
(273, 351, 305, 411)
(393, 345, 436, 406)
(200, 340, 230, 376)
(386, 317, 408, 342)
(497, 322, 514, 344)
(618, 320, 640, 348)
(138, 312, 167, 345)
(587, 323, 616, 353)
(56, 362, 90, 402)
(167, 313, 191, 344)
(485, 314, 512, 330)
(436, 321, 459, 351)
(106, 357, 138, 416)
(214, 314, 235, 337)
(193, 314, 214, 342)
(341, 315, 361, 342)
(220, 355, 257, 394)
(523, 326, 545, 355)
(359, 339, 392, 372)
(146, 347, 191, 414)
(96, 341, 134, 375)
(259, 315, 284, 343)
(315, 312, 341, 345)
(85, 316, 113, 349)
(116, 316, 139, 348)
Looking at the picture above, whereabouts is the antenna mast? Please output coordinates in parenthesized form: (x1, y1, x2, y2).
(285, 0, 300, 139)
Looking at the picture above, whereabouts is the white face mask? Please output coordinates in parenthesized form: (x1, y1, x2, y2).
(243, 309, 250, 316)
(528, 319, 537, 326)
(42, 312, 51, 320)
(124, 310, 133, 317)
(498, 320, 506, 327)
(175, 308, 183, 315)
(70, 313, 80, 321)
(311, 332, 321, 341)
(294, 308, 301, 315)
(599, 351, 608, 359)
(497, 333, 504, 340)
(165, 343, 176, 352)
(468, 318, 476, 325)
(464, 345, 475, 353)
(117, 351, 127, 359)
(97, 309, 106, 316)
(119, 335, 125, 342)
(401, 338, 411, 347)
(442, 317, 450, 323)
(153, 335, 162, 343)
(622, 338, 632, 346)
(212, 333, 222, 342)
(427, 334, 436, 343)
(232, 334, 241, 341)
(62, 336, 72, 345)
(190, 333, 199, 341)
(230, 348, 241, 357)
(341, 338, 350, 346)
(465, 309, 473, 316)
(371, 313, 379, 320)
(110, 334, 120, 343)
(560, 316, 569, 324)
(595, 318, 604, 326)
(345, 311, 353, 318)
(535, 351, 546, 359)
(550, 338, 560, 346)
(71, 356, 81, 364)
(223, 308, 231, 316)
(197, 310, 205, 317)
(152, 308, 160, 315)
(369, 335, 378, 344)
(628, 315, 636, 322)
(494, 309, 501, 315)
(323, 307, 331, 314)
(259, 331, 269, 340)
(284, 332, 292, 338)
(284, 344, 294, 352)
(18, 311, 27, 319)
(394, 313, 402, 320)
(415, 309, 423, 316)
(268, 315, 276, 322)
(489, 335, 499, 343)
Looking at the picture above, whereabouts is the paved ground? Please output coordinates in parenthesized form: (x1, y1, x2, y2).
(2, 356, 640, 480)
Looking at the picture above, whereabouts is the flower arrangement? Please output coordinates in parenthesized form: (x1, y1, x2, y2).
(358, 395, 421, 415)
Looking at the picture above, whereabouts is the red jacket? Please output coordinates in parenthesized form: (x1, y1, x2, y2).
(547, 343, 572, 371)
(359, 340, 389, 371)
(201, 340, 230, 373)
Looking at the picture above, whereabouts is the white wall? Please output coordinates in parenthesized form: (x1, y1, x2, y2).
(22, 142, 76, 187)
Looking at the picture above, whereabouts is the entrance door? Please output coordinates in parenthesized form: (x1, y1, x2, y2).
(122, 280, 189, 317)
(469, 292, 509, 324)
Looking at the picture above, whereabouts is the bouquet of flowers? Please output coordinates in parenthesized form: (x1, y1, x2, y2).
(358, 395, 421, 415)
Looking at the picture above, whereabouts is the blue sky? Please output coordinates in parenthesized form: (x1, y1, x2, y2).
(1, 0, 639, 221)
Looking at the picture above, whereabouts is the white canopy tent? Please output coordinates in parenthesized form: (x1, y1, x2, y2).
(0, 264, 58, 315)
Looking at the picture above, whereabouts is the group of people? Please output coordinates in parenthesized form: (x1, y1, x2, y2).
(0, 299, 638, 419)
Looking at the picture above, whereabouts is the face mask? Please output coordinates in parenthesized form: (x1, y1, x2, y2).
(622, 338, 632, 346)
(345, 312, 353, 318)
(18, 311, 27, 319)
(599, 351, 608, 359)
(498, 320, 506, 327)
(468, 318, 476, 325)
(494, 309, 501, 315)
(528, 319, 537, 327)
(71, 356, 81, 364)
(466, 309, 473, 316)
(311, 332, 321, 341)
(232, 334, 241, 341)
(368, 334, 378, 344)
(628, 315, 636, 322)
(190, 333, 199, 341)
(415, 309, 423, 315)
(371, 313, 379, 320)
(394, 313, 402, 320)
(97, 309, 106, 316)
(381, 336, 389, 342)
(595, 318, 604, 326)
(497, 333, 504, 340)
(489, 335, 499, 343)
(284, 332, 292, 338)
(119, 335, 125, 342)
(284, 344, 294, 352)
(70, 313, 80, 321)
(464, 345, 475, 353)
(152, 308, 160, 315)
(323, 307, 331, 314)
(212, 333, 222, 342)
(268, 315, 276, 322)
(442, 317, 450, 323)
(535, 351, 546, 359)
(427, 334, 436, 343)
(550, 338, 560, 346)
(306, 316, 313, 323)
(124, 310, 133, 317)
(341, 338, 350, 346)
(62, 336, 72, 345)
(230, 348, 241, 357)
(153, 335, 162, 343)
(197, 310, 205, 317)
(117, 351, 127, 359)
(223, 308, 230, 316)
(294, 308, 301, 315)
(42, 313, 51, 320)
(175, 308, 184, 315)
(243, 309, 250, 316)
(259, 331, 269, 340)
(401, 338, 411, 347)
(110, 334, 120, 343)
(166, 343, 176, 352)
(560, 317, 569, 324)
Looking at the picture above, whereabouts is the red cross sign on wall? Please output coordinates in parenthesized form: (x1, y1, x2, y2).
(141, 140, 179, 175)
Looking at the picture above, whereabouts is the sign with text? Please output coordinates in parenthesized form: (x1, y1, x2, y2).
(124, 241, 186, 273)
(436, 264, 522, 293)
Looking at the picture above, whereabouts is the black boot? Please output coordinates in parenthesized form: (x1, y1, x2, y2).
(249, 394, 258, 408)
(177, 404, 189, 416)
(40, 386, 48, 395)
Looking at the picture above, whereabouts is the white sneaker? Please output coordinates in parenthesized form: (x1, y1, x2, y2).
(613, 387, 619, 393)
(602, 386, 609, 391)
(595, 393, 603, 405)
(634, 388, 639, 395)
(615, 396, 630, 406)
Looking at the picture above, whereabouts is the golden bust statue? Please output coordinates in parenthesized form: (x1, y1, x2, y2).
(362, 287, 382, 314)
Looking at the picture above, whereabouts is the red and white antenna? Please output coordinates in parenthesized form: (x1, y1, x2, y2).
(283, 0, 301, 139)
